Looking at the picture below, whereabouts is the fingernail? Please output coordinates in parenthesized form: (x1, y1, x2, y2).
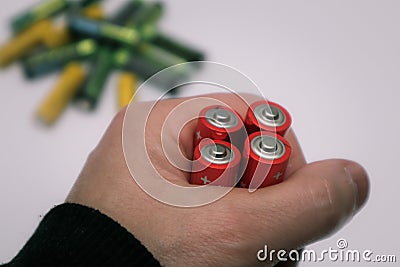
(344, 162, 370, 210)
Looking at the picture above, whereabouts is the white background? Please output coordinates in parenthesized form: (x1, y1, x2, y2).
(0, 0, 399, 265)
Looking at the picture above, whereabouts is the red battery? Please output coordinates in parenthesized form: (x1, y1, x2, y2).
(245, 100, 292, 136)
(191, 139, 241, 187)
(194, 105, 245, 149)
(240, 132, 291, 189)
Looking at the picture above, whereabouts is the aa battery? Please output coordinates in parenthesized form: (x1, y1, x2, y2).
(23, 38, 97, 78)
(125, 1, 163, 27)
(191, 140, 241, 187)
(152, 33, 204, 62)
(78, 0, 104, 8)
(41, 4, 105, 49)
(113, 44, 187, 92)
(240, 132, 291, 189)
(68, 15, 155, 47)
(76, 46, 114, 110)
(11, 0, 68, 34)
(134, 43, 186, 73)
(108, 0, 144, 26)
(11, 0, 102, 34)
(81, 3, 105, 20)
(0, 20, 52, 67)
(42, 24, 72, 49)
(118, 72, 137, 108)
(194, 105, 245, 149)
(245, 100, 292, 136)
(36, 62, 86, 125)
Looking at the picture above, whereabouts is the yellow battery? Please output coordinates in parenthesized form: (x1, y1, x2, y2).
(118, 72, 137, 108)
(0, 20, 52, 67)
(42, 5, 104, 49)
(37, 62, 86, 125)
(42, 26, 71, 48)
(82, 3, 105, 20)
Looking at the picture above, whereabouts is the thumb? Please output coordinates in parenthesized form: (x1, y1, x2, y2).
(237, 159, 369, 250)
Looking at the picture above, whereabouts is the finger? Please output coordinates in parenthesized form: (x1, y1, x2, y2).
(233, 159, 369, 251)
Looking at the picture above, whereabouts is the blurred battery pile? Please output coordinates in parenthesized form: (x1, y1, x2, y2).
(0, 0, 204, 125)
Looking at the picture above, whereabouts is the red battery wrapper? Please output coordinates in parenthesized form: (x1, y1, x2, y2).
(191, 139, 241, 187)
(240, 132, 291, 189)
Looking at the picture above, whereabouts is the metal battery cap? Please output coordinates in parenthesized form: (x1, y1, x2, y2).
(254, 104, 286, 127)
(200, 143, 234, 165)
(205, 107, 238, 129)
(251, 135, 285, 160)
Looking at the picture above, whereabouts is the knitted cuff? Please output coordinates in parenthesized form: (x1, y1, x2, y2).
(4, 203, 161, 267)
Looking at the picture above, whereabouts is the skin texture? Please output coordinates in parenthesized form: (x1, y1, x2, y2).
(66, 93, 369, 266)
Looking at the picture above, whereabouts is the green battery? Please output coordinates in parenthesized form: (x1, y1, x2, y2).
(68, 16, 142, 46)
(76, 46, 114, 110)
(152, 33, 205, 62)
(23, 38, 97, 78)
(136, 43, 186, 71)
(114, 49, 180, 95)
(113, 49, 132, 69)
(67, 0, 103, 7)
(125, 1, 163, 27)
(114, 44, 186, 78)
(113, 44, 188, 94)
(11, 0, 68, 34)
(109, 0, 144, 26)
(124, 1, 163, 43)
(12, 0, 104, 34)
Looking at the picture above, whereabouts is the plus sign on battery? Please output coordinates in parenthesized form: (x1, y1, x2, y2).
(200, 176, 210, 184)
(196, 131, 202, 140)
(273, 172, 282, 180)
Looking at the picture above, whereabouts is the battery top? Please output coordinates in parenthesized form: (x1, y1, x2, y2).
(254, 104, 286, 127)
(251, 135, 286, 160)
(205, 107, 239, 129)
(200, 143, 234, 165)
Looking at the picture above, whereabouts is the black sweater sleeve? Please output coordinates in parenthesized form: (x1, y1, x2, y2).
(1, 203, 161, 267)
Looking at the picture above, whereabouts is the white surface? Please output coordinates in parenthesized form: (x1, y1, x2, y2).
(1, 0, 399, 265)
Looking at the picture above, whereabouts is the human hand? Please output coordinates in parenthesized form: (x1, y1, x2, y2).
(66, 93, 369, 266)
